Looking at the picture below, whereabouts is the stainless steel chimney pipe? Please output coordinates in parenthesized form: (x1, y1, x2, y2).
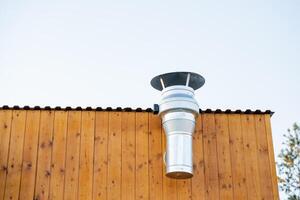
(151, 72, 205, 179)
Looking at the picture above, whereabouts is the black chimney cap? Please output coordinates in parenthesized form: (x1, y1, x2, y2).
(150, 71, 205, 91)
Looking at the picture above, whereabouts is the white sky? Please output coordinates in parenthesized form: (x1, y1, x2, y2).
(0, 0, 299, 198)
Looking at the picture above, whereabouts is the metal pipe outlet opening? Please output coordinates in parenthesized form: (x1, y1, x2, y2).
(151, 72, 205, 179)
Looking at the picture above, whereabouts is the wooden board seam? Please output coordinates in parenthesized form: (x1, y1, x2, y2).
(31, 111, 42, 199)
(62, 111, 70, 200)
(18, 111, 28, 198)
(1, 111, 13, 200)
(76, 111, 83, 200)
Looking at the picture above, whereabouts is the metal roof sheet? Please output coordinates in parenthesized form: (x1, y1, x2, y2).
(0, 105, 274, 116)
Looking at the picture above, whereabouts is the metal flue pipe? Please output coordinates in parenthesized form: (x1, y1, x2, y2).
(151, 72, 205, 179)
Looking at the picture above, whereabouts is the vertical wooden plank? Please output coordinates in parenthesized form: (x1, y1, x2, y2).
(34, 110, 55, 200)
(64, 111, 81, 200)
(254, 115, 274, 199)
(4, 110, 27, 200)
(148, 114, 163, 200)
(240, 114, 261, 200)
(162, 125, 177, 200)
(49, 111, 68, 200)
(228, 114, 248, 200)
(0, 110, 12, 199)
(107, 112, 122, 200)
(121, 112, 136, 200)
(191, 114, 205, 200)
(264, 114, 280, 200)
(177, 179, 192, 200)
(78, 111, 95, 200)
(93, 111, 108, 200)
(215, 114, 233, 199)
(19, 110, 41, 200)
(202, 113, 219, 200)
(135, 112, 149, 200)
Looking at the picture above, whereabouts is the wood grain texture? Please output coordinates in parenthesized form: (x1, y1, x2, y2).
(121, 112, 136, 200)
(34, 111, 55, 200)
(0, 110, 12, 200)
(240, 114, 261, 200)
(191, 115, 205, 200)
(149, 114, 163, 200)
(19, 110, 41, 200)
(228, 114, 248, 200)
(64, 111, 81, 200)
(254, 115, 274, 200)
(177, 179, 192, 200)
(49, 111, 68, 200)
(107, 112, 122, 200)
(264, 114, 280, 200)
(202, 113, 219, 200)
(93, 111, 108, 200)
(0, 110, 279, 200)
(4, 110, 27, 200)
(135, 112, 149, 200)
(78, 111, 95, 200)
(215, 114, 233, 199)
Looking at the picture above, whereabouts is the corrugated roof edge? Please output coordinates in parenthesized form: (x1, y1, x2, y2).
(0, 105, 274, 116)
(202, 108, 274, 116)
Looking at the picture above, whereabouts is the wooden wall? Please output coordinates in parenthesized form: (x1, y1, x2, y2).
(0, 109, 279, 200)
